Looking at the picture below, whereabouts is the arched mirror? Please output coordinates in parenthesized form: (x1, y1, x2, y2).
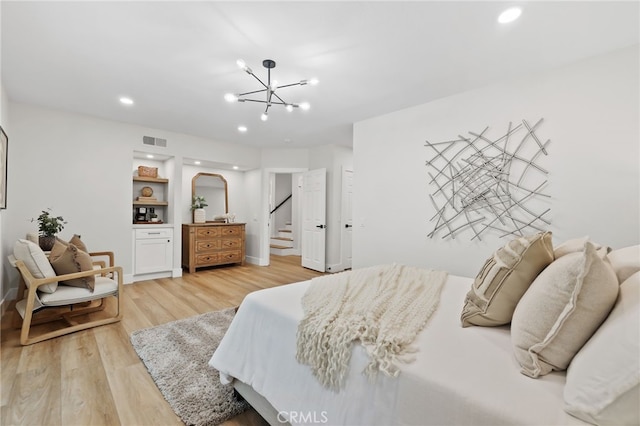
(192, 173, 228, 220)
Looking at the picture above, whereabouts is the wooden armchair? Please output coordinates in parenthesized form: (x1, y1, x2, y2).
(9, 250, 123, 345)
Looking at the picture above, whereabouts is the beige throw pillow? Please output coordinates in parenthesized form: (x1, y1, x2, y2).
(511, 241, 619, 378)
(49, 240, 95, 291)
(461, 231, 554, 327)
(56, 234, 89, 253)
(554, 236, 610, 259)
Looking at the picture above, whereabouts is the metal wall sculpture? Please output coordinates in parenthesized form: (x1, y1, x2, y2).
(425, 118, 550, 240)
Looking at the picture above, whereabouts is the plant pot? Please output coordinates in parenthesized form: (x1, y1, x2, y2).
(193, 208, 206, 224)
(39, 235, 56, 251)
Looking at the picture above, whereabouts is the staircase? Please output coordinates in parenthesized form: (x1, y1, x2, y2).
(270, 222, 296, 256)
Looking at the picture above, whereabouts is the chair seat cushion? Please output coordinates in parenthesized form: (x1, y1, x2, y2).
(14, 277, 118, 319)
(39, 277, 118, 306)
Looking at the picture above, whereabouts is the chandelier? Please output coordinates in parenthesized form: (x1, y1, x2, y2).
(224, 59, 318, 121)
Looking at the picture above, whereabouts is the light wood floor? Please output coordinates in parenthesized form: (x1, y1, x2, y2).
(1, 255, 324, 426)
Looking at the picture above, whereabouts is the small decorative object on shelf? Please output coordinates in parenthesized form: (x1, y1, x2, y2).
(149, 208, 159, 223)
(138, 165, 158, 178)
(191, 195, 208, 224)
(32, 208, 66, 250)
(137, 186, 157, 202)
(141, 186, 153, 197)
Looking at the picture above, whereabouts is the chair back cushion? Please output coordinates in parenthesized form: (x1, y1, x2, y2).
(13, 239, 58, 293)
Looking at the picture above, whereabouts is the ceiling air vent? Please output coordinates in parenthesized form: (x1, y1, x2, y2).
(142, 136, 167, 147)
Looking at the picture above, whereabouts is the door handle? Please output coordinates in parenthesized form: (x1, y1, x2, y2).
(345, 224, 352, 228)
(316, 224, 325, 229)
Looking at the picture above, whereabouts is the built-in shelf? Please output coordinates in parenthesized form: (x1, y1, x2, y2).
(133, 175, 169, 223)
(133, 176, 169, 183)
(133, 201, 169, 206)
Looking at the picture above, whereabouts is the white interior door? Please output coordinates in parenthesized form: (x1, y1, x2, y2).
(301, 168, 326, 272)
(341, 169, 354, 270)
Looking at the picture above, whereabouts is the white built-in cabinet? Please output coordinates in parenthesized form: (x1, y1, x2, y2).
(134, 227, 173, 274)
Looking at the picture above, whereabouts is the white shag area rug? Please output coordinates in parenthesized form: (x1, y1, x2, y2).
(130, 308, 248, 426)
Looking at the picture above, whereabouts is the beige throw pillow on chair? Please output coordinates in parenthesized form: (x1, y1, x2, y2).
(49, 240, 96, 291)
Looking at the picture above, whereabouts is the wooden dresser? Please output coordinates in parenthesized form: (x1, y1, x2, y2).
(181, 223, 246, 273)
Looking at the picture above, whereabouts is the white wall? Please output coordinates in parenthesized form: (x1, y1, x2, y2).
(245, 169, 265, 265)
(353, 45, 640, 277)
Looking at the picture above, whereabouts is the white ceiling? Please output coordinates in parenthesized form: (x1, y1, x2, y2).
(2, 1, 638, 149)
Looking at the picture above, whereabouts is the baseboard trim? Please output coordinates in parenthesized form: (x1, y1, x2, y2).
(1, 288, 18, 315)
(245, 256, 267, 266)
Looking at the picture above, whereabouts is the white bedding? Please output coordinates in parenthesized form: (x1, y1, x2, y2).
(209, 274, 587, 426)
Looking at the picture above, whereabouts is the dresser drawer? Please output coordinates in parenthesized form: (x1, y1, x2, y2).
(218, 251, 243, 263)
(195, 227, 221, 239)
(195, 253, 220, 265)
(220, 238, 242, 250)
(195, 240, 221, 252)
(221, 226, 243, 237)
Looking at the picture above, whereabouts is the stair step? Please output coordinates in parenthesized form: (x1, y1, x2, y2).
(270, 244, 291, 249)
(278, 229, 292, 233)
(271, 237, 293, 242)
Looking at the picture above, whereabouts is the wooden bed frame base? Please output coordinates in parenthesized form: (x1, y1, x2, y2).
(234, 380, 290, 426)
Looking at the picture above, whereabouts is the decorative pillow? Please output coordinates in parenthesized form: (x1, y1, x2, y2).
(48, 240, 95, 291)
(13, 239, 58, 293)
(563, 271, 639, 425)
(554, 236, 609, 259)
(607, 245, 640, 283)
(511, 241, 619, 378)
(460, 231, 554, 327)
(56, 234, 89, 253)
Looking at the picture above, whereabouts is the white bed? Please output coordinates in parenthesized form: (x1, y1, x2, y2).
(209, 274, 587, 426)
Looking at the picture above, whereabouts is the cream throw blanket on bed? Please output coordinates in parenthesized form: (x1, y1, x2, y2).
(296, 264, 447, 391)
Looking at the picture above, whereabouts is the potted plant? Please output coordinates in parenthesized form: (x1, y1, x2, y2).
(191, 195, 208, 223)
(33, 209, 66, 250)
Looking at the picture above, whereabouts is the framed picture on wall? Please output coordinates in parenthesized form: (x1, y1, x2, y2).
(0, 126, 7, 209)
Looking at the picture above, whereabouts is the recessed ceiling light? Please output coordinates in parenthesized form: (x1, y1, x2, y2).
(498, 7, 522, 24)
(238, 125, 248, 133)
(233, 166, 239, 170)
(119, 97, 134, 105)
(146, 154, 154, 159)
(194, 161, 201, 165)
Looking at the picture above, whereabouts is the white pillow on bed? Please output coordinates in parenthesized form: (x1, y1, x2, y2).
(607, 245, 640, 284)
(511, 241, 619, 378)
(563, 271, 640, 426)
(553, 236, 609, 259)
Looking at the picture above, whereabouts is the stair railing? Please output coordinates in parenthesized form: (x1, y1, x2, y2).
(270, 194, 292, 215)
